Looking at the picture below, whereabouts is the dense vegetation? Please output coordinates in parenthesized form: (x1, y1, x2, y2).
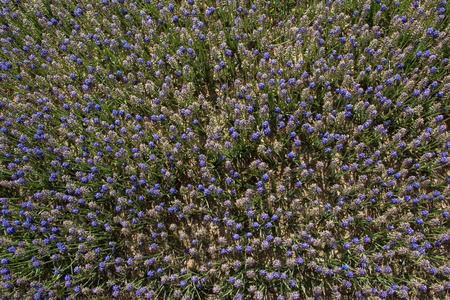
(0, 0, 449, 299)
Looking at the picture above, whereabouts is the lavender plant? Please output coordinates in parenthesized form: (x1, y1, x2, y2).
(0, 0, 449, 299)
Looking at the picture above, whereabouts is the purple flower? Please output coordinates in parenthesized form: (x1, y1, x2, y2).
(206, 7, 215, 16)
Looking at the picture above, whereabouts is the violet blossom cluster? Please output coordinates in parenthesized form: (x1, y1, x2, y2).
(0, 0, 449, 299)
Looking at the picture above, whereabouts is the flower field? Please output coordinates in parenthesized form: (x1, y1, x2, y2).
(0, 0, 449, 299)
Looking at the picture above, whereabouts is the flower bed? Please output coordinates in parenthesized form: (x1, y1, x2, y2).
(0, 0, 449, 299)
